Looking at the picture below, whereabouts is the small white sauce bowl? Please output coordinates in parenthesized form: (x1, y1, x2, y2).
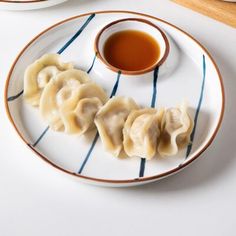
(94, 18, 170, 75)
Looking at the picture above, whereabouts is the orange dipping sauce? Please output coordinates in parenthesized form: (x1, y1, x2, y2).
(103, 30, 160, 71)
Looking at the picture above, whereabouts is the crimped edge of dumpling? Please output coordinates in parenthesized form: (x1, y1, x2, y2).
(24, 53, 73, 106)
(158, 103, 193, 157)
(123, 108, 163, 159)
(94, 96, 139, 157)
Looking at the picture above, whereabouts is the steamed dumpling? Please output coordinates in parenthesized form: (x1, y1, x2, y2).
(158, 103, 193, 156)
(60, 83, 108, 134)
(39, 69, 91, 131)
(61, 97, 103, 134)
(95, 97, 139, 157)
(123, 108, 164, 160)
(24, 53, 73, 106)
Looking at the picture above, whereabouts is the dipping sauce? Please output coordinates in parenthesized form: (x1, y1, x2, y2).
(103, 30, 160, 72)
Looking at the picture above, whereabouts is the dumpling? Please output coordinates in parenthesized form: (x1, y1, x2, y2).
(94, 97, 139, 157)
(123, 108, 164, 160)
(39, 69, 91, 131)
(60, 83, 108, 134)
(61, 97, 103, 134)
(158, 103, 193, 156)
(24, 53, 73, 106)
(40, 70, 107, 134)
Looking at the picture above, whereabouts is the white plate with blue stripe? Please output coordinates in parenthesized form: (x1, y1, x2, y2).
(0, 0, 67, 11)
(5, 11, 224, 187)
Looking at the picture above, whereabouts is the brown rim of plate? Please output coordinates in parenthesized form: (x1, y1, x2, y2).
(0, 0, 46, 3)
(94, 18, 170, 75)
(4, 10, 225, 185)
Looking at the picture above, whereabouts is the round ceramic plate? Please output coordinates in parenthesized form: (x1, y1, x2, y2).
(0, 0, 67, 11)
(5, 11, 224, 187)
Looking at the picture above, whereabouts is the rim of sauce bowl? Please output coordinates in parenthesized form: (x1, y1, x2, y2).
(94, 18, 170, 75)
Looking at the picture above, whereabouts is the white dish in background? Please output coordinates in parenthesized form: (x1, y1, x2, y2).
(0, 0, 67, 11)
(4, 11, 224, 187)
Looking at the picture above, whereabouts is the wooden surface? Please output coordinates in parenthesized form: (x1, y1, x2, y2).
(172, 0, 236, 28)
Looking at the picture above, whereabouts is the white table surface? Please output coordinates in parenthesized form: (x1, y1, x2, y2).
(1, 0, 236, 235)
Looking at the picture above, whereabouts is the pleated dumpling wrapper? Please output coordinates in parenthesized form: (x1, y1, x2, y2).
(24, 53, 73, 106)
(123, 108, 164, 160)
(39, 69, 93, 132)
(95, 97, 139, 157)
(60, 83, 108, 134)
(158, 103, 193, 156)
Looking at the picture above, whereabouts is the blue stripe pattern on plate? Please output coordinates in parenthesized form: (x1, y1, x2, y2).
(7, 13, 96, 102)
(185, 55, 206, 158)
(7, 90, 24, 102)
(87, 53, 97, 74)
(32, 126, 50, 147)
(139, 66, 159, 178)
(57, 13, 95, 55)
(78, 71, 122, 174)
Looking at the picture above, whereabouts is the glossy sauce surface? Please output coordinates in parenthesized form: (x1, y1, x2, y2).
(103, 30, 160, 71)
